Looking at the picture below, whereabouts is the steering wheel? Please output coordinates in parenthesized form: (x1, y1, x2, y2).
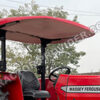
(49, 66, 71, 82)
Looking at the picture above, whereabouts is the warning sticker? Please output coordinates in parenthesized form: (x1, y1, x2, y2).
(61, 86, 100, 93)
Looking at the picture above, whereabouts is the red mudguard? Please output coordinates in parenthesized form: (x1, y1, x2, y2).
(0, 72, 23, 100)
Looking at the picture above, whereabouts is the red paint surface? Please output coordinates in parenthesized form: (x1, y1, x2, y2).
(0, 72, 23, 100)
(55, 74, 69, 100)
(67, 75, 100, 100)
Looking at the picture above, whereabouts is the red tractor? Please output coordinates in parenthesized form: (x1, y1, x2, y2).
(0, 16, 99, 100)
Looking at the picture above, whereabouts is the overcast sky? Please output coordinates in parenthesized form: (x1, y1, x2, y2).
(0, 0, 100, 73)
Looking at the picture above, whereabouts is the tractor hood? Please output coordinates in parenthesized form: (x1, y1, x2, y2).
(0, 16, 94, 44)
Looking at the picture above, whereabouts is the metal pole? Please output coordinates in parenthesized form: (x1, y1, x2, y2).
(41, 39, 47, 100)
(0, 30, 6, 71)
(40, 39, 52, 100)
(41, 39, 46, 90)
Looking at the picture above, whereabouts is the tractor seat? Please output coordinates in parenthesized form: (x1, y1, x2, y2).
(18, 71, 50, 99)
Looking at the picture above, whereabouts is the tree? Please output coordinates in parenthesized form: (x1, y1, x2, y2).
(0, 0, 85, 75)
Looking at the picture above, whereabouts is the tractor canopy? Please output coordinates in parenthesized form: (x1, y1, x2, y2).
(0, 16, 94, 44)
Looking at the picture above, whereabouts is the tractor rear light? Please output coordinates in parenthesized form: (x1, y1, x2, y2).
(0, 74, 3, 78)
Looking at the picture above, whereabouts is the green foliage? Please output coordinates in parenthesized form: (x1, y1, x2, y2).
(45, 43, 85, 74)
(6, 43, 38, 73)
(0, 0, 86, 75)
(73, 15, 78, 22)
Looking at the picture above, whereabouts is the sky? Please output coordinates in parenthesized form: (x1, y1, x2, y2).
(0, 0, 100, 73)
